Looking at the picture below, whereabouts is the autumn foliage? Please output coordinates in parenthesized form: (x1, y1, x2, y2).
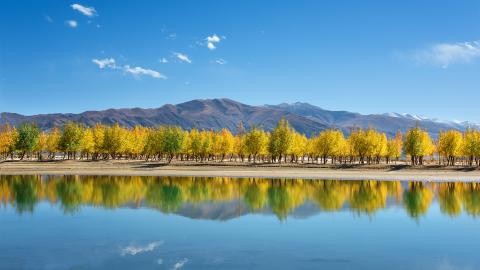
(1, 119, 480, 166)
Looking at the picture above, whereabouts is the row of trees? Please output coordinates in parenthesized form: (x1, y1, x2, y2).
(1, 119, 480, 166)
(1, 175, 479, 218)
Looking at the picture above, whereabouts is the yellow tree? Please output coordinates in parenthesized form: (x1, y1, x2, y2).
(216, 128, 235, 161)
(124, 126, 148, 159)
(45, 128, 60, 159)
(403, 126, 434, 165)
(102, 123, 127, 159)
(188, 129, 202, 161)
(289, 132, 307, 163)
(244, 127, 269, 163)
(91, 124, 106, 160)
(80, 128, 95, 159)
(234, 134, 247, 162)
(437, 130, 463, 166)
(36, 132, 49, 160)
(199, 130, 214, 161)
(463, 129, 480, 166)
(0, 124, 18, 159)
(348, 128, 371, 164)
(268, 118, 294, 163)
(386, 131, 402, 164)
(314, 129, 346, 164)
(371, 131, 388, 164)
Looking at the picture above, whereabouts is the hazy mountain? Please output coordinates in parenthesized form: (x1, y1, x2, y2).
(266, 102, 477, 137)
(1, 98, 475, 137)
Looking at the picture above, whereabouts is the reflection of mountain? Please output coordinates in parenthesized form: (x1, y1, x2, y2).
(173, 201, 327, 221)
(1, 175, 479, 220)
(175, 200, 249, 221)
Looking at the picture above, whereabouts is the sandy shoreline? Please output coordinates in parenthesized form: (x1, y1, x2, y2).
(1, 160, 480, 182)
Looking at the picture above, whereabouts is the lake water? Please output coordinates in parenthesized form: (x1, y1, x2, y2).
(1, 175, 479, 270)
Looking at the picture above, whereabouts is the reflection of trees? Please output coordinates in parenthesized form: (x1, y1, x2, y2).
(146, 181, 183, 212)
(463, 183, 480, 217)
(403, 182, 433, 219)
(56, 176, 83, 213)
(1, 175, 480, 220)
(11, 175, 38, 213)
(244, 182, 268, 211)
(99, 180, 121, 208)
(349, 181, 388, 215)
(267, 180, 306, 220)
(311, 180, 348, 211)
(268, 184, 292, 220)
(438, 183, 463, 217)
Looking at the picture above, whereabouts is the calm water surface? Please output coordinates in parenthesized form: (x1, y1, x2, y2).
(1, 175, 479, 270)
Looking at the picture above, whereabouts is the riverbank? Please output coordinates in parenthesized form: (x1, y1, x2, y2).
(1, 160, 480, 181)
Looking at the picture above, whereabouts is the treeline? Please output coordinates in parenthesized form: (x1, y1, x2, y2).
(2, 175, 479, 218)
(1, 119, 480, 166)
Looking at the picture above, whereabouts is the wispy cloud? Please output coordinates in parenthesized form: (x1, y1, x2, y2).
(174, 52, 192, 63)
(159, 57, 168, 64)
(92, 58, 167, 79)
(120, 241, 163, 256)
(71, 3, 98, 17)
(92, 58, 116, 69)
(412, 40, 480, 68)
(215, 58, 227, 65)
(166, 33, 177, 40)
(172, 258, 188, 270)
(66, 20, 78, 28)
(205, 34, 223, 50)
(124, 65, 167, 79)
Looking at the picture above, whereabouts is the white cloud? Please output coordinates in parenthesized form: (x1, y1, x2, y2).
(124, 65, 167, 79)
(71, 3, 98, 17)
(215, 58, 227, 65)
(159, 57, 168, 64)
(207, 42, 216, 50)
(92, 58, 116, 69)
(205, 34, 222, 50)
(157, 258, 163, 265)
(412, 40, 480, 68)
(174, 52, 192, 63)
(66, 20, 78, 28)
(172, 258, 188, 270)
(166, 33, 177, 40)
(92, 57, 167, 79)
(120, 241, 163, 256)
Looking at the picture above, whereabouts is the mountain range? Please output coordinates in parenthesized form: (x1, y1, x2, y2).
(1, 98, 476, 137)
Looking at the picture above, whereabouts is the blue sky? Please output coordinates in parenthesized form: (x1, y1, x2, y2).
(1, 1, 480, 121)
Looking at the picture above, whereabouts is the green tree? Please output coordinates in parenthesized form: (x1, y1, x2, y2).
(162, 126, 185, 163)
(15, 123, 40, 160)
(403, 126, 434, 165)
(59, 122, 84, 159)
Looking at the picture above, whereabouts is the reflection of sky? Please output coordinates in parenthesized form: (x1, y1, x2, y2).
(1, 201, 479, 269)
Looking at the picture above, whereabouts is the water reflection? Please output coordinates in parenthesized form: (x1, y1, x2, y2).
(1, 175, 480, 220)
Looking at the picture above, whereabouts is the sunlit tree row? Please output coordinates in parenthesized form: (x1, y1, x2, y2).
(1, 175, 479, 219)
(2, 120, 480, 166)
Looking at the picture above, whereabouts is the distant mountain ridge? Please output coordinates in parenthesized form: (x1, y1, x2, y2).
(1, 98, 476, 137)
